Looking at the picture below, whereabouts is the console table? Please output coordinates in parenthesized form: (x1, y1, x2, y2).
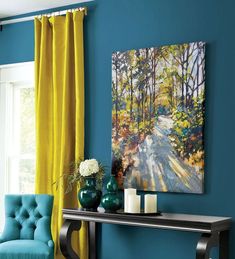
(59, 208, 231, 259)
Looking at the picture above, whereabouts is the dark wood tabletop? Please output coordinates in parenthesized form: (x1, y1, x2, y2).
(62, 208, 232, 234)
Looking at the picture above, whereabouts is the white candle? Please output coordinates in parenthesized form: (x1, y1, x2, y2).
(144, 194, 157, 213)
(124, 188, 136, 212)
(127, 194, 141, 213)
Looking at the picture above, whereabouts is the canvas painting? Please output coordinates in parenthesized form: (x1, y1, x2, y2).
(112, 42, 205, 193)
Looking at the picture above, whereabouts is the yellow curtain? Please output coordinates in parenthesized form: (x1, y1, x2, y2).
(34, 11, 88, 259)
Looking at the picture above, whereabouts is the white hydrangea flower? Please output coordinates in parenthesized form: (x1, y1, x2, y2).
(79, 159, 99, 177)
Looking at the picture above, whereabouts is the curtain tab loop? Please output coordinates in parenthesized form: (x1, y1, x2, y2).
(81, 7, 87, 16)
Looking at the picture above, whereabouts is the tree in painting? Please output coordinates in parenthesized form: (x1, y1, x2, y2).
(112, 42, 205, 193)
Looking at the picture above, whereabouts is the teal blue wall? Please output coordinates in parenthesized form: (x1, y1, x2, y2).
(1, 0, 235, 258)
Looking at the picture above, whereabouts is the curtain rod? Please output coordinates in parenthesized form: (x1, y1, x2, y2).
(0, 7, 87, 26)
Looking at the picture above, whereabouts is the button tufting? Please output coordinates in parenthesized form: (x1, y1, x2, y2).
(34, 210, 42, 218)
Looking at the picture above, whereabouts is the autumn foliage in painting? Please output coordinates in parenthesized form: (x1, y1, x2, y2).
(112, 42, 205, 193)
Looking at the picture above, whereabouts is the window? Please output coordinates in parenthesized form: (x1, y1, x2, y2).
(0, 62, 35, 230)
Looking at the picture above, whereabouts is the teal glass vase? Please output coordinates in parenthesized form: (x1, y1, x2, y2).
(101, 175, 122, 213)
(78, 177, 102, 211)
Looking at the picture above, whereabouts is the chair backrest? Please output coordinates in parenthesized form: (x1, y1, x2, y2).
(1, 194, 54, 244)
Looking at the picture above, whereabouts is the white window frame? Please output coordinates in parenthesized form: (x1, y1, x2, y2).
(0, 61, 34, 231)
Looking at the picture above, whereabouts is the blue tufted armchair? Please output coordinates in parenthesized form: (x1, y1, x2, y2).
(0, 194, 54, 259)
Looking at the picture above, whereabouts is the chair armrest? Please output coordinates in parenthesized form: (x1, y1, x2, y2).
(0, 236, 4, 244)
(47, 240, 54, 248)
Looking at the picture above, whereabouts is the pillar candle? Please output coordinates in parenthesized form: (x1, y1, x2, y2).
(144, 194, 157, 213)
(127, 194, 141, 213)
(124, 188, 136, 212)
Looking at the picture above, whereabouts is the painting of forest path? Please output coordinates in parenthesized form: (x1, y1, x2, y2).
(112, 42, 205, 193)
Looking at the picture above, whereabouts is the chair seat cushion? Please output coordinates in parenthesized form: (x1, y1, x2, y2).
(0, 240, 53, 259)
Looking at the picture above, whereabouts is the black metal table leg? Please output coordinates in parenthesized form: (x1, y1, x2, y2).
(196, 233, 219, 259)
(88, 221, 97, 259)
(60, 219, 82, 259)
(219, 230, 229, 259)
